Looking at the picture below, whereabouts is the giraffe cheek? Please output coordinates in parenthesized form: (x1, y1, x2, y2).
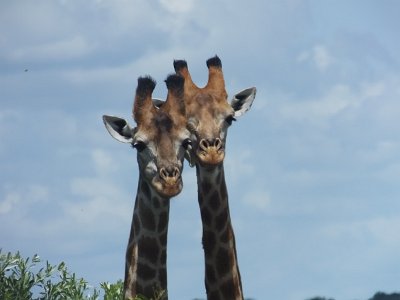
(143, 161, 157, 179)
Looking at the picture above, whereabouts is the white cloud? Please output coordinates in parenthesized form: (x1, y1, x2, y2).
(60, 56, 163, 87)
(9, 35, 92, 62)
(376, 162, 400, 183)
(278, 80, 386, 124)
(93, 0, 162, 32)
(66, 178, 131, 227)
(296, 50, 310, 63)
(297, 45, 334, 71)
(61, 48, 189, 86)
(358, 140, 400, 164)
(67, 147, 134, 230)
(0, 110, 22, 153)
(0, 184, 49, 215)
(0, 192, 20, 214)
(279, 84, 354, 122)
(323, 216, 400, 248)
(313, 45, 333, 71)
(366, 217, 400, 246)
(224, 149, 255, 183)
(70, 177, 114, 199)
(91, 148, 118, 175)
(159, 0, 195, 14)
(29, 185, 49, 201)
(242, 189, 271, 211)
(0, 109, 21, 122)
(361, 81, 386, 98)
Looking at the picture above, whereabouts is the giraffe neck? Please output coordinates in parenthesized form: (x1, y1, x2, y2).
(124, 177, 170, 300)
(196, 163, 243, 300)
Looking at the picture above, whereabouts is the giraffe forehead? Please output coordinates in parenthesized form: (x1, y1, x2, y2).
(138, 110, 185, 138)
(187, 93, 232, 121)
(133, 122, 183, 166)
(153, 112, 174, 132)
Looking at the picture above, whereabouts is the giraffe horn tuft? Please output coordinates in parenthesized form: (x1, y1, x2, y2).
(136, 76, 156, 98)
(205, 55, 226, 99)
(164, 74, 186, 117)
(133, 76, 156, 123)
(173, 59, 198, 94)
(165, 74, 184, 94)
(173, 60, 188, 72)
(206, 55, 222, 68)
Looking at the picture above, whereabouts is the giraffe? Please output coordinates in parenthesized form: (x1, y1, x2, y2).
(102, 74, 191, 299)
(174, 56, 256, 300)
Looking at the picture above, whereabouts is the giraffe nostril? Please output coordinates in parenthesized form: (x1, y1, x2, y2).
(213, 138, 222, 150)
(160, 167, 180, 180)
(160, 168, 168, 180)
(199, 138, 223, 151)
(199, 139, 210, 151)
(175, 167, 180, 178)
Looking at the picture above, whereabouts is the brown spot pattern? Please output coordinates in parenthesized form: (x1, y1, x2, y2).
(140, 203, 156, 231)
(140, 236, 159, 264)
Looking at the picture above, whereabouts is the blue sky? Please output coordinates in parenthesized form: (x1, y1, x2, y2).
(1, 1, 400, 299)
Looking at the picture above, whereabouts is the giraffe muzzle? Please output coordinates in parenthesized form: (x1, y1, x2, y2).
(197, 138, 225, 165)
(153, 166, 183, 197)
(159, 166, 181, 186)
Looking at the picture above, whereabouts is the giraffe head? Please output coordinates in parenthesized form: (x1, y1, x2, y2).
(103, 74, 191, 197)
(174, 56, 256, 167)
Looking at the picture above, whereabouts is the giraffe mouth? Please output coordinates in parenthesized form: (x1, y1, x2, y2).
(152, 177, 183, 198)
(196, 147, 225, 166)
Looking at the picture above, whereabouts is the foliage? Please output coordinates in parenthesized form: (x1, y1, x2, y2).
(0, 250, 100, 300)
(306, 293, 400, 300)
(100, 280, 124, 300)
(132, 288, 166, 300)
(369, 292, 400, 300)
(0, 250, 167, 300)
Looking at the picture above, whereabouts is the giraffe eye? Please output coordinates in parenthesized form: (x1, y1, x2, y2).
(182, 138, 192, 150)
(225, 115, 236, 126)
(132, 141, 146, 152)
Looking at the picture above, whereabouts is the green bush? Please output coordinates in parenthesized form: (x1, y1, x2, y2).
(0, 250, 164, 300)
(0, 250, 98, 299)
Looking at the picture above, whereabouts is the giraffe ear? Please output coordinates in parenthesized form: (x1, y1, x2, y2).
(102, 115, 134, 143)
(184, 150, 195, 168)
(231, 87, 257, 118)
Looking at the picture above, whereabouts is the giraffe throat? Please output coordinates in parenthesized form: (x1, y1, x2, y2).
(196, 163, 243, 300)
(124, 179, 170, 299)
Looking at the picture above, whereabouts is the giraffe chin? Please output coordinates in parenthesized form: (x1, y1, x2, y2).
(151, 178, 183, 198)
(196, 149, 225, 166)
